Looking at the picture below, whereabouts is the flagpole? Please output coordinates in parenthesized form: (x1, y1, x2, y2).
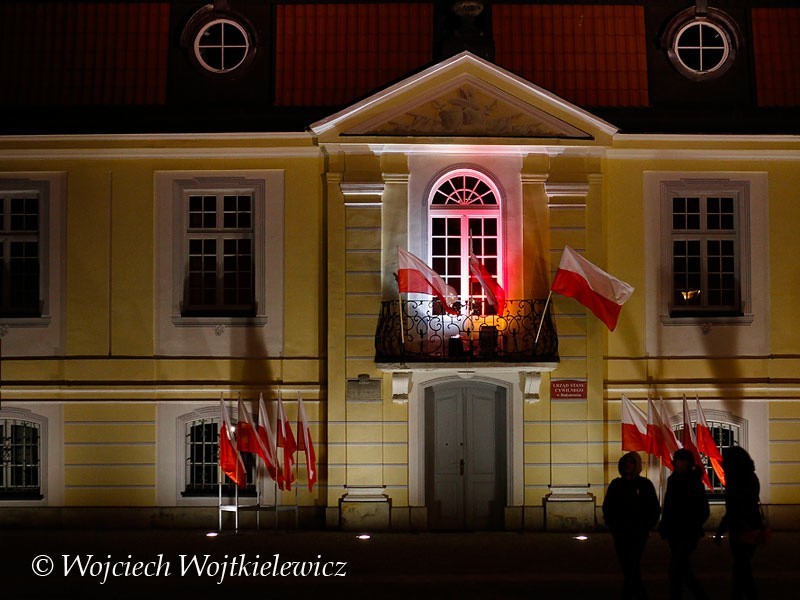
(533, 290, 553, 348)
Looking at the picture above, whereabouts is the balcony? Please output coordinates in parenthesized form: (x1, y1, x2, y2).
(374, 299, 558, 365)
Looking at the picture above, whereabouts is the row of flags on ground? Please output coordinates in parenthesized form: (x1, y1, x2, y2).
(621, 395, 725, 488)
(219, 392, 317, 493)
(397, 244, 633, 331)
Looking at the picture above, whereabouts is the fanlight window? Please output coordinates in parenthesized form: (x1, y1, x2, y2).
(429, 169, 503, 315)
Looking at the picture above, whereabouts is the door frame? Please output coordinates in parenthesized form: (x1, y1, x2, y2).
(408, 371, 523, 510)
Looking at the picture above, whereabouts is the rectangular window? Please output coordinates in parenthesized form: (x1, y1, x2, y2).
(662, 181, 748, 319)
(0, 419, 42, 500)
(0, 192, 41, 317)
(183, 191, 255, 317)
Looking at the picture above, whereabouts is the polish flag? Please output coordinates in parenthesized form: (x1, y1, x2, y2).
(257, 393, 283, 488)
(660, 399, 682, 464)
(647, 398, 674, 470)
(682, 396, 712, 489)
(551, 246, 634, 331)
(621, 395, 649, 452)
(469, 252, 506, 314)
(397, 247, 459, 315)
(218, 396, 247, 488)
(237, 394, 279, 483)
(696, 397, 726, 486)
(296, 393, 317, 493)
(276, 392, 297, 490)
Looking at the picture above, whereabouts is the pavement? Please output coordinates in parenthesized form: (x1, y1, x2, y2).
(1, 527, 798, 599)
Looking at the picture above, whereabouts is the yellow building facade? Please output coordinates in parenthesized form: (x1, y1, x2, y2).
(1, 53, 798, 530)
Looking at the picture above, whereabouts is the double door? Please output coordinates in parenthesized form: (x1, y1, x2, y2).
(425, 382, 506, 530)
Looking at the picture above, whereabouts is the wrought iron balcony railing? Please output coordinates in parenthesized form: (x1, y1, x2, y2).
(375, 299, 558, 363)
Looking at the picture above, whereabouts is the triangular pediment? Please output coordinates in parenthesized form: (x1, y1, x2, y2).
(311, 52, 617, 144)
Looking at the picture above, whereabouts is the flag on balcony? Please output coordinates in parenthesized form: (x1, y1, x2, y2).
(696, 397, 726, 486)
(219, 396, 247, 488)
(296, 393, 317, 493)
(682, 396, 713, 489)
(469, 252, 506, 314)
(621, 395, 648, 452)
(276, 392, 297, 490)
(551, 245, 634, 331)
(257, 393, 283, 487)
(396, 247, 459, 315)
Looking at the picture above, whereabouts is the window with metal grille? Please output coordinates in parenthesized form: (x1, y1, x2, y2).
(182, 417, 255, 496)
(668, 192, 742, 317)
(429, 169, 503, 315)
(0, 419, 42, 499)
(183, 190, 255, 317)
(674, 419, 741, 497)
(0, 192, 41, 317)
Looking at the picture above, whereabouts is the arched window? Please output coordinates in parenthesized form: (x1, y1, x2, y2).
(429, 169, 503, 315)
(673, 410, 745, 497)
(181, 409, 255, 497)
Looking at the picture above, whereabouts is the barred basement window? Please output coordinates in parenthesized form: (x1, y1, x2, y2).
(182, 416, 255, 497)
(674, 418, 742, 497)
(0, 419, 42, 500)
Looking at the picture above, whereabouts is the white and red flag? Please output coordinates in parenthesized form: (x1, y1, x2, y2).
(682, 396, 713, 489)
(257, 393, 283, 488)
(660, 399, 682, 466)
(621, 395, 649, 452)
(696, 397, 726, 486)
(551, 246, 634, 331)
(396, 247, 458, 315)
(469, 252, 506, 314)
(647, 398, 674, 470)
(276, 392, 297, 490)
(296, 393, 317, 493)
(237, 394, 281, 485)
(218, 396, 247, 488)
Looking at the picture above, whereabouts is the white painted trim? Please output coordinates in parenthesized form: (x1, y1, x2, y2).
(154, 170, 284, 357)
(609, 149, 800, 161)
(0, 403, 64, 507)
(311, 51, 618, 136)
(615, 134, 800, 144)
(0, 172, 66, 356)
(0, 147, 322, 160)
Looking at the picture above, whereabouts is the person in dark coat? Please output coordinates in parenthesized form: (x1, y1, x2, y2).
(658, 448, 710, 600)
(714, 446, 764, 599)
(603, 451, 661, 599)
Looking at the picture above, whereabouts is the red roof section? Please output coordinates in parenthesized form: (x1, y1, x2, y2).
(492, 4, 649, 107)
(751, 8, 800, 107)
(0, 2, 169, 106)
(274, 2, 434, 106)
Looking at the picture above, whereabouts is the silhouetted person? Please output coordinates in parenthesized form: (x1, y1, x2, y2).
(715, 446, 763, 599)
(603, 452, 661, 599)
(659, 448, 710, 600)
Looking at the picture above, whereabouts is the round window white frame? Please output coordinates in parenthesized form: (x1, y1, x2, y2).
(673, 20, 730, 76)
(193, 18, 251, 74)
(663, 8, 740, 82)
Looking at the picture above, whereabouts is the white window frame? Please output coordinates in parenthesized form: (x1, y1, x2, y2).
(427, 167, 505, 309)
(661, 179, 749, 318)
(155, 171, 284, 357)
(644, 172, 769, 357)
(193, 18, 252, 74)
(0, 173, 66, 357)
(0, 405, 64, 506)
(156, 403, 275, 507)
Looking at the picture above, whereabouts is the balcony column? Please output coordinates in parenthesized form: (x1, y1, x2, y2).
(520, 170, 550, 299)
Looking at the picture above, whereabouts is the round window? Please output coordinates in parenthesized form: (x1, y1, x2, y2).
(193, 18, 251, 74)
(673, 21, 729, 75)
(662, 8, 739, 81)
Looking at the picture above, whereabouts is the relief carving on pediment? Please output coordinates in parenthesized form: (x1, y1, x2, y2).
(365, 85, 583, 137)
